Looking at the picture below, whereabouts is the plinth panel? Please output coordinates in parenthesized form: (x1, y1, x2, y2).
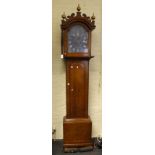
(63, 116, 93, 151)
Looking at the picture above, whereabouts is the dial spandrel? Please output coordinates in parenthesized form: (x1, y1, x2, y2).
(68, 25, 88, 53)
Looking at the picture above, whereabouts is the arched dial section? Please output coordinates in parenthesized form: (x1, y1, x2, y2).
(67, 25, 88, 53)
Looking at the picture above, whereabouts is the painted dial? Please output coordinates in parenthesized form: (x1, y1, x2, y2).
(68, 25, 88, 53)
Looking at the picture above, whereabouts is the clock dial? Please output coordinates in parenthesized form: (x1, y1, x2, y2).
(68, 25, 88, 53)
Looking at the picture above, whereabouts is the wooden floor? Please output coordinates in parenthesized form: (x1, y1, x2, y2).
(52, 140, 102, 155)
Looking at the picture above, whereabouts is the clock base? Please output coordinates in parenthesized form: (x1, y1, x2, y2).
(63, 116, 93, 152)
(64, 146, 93, 153)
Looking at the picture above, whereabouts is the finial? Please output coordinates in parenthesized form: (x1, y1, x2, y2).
(91, 13, 95, 21)
(77, 4, 81, 12)
(62, 12, 66, 19)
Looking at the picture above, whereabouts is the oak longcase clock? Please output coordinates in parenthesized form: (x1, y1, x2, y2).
(61, 4, 96, 152)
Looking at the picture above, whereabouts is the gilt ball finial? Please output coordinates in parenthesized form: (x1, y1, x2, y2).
(91, 13, 95, 21)
(61, 12, 66, 19)
(77, 4, 81, 12)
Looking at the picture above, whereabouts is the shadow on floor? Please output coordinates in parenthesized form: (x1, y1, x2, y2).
(52, 140, 102, 155)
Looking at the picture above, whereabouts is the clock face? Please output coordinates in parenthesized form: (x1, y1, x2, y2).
(67, 25, 88, 53)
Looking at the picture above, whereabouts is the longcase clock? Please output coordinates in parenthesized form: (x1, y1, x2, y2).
(60, 5, 96, 152)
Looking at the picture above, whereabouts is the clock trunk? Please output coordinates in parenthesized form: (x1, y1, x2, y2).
(66, 60, 88, 118)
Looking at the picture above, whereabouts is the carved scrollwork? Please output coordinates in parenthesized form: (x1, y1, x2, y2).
(61, 5, 96, 30)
